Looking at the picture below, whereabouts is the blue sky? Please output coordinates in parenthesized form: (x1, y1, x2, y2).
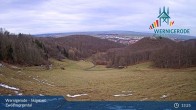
(0, 0, 196, 36)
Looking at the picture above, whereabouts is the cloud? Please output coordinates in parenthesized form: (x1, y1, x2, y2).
(0, 0, 195, 36)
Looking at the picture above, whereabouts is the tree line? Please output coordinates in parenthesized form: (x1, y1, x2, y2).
(0, 29, 124, 65)
(92, 37, 196, 68)
(1, 28, 195, 68)
(0, 28, 48, 66)
(38, 35, 125, 60)
(152, 39, 196, 68)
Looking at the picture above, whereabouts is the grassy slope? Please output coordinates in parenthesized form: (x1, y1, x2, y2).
(0, 59, 195, 101)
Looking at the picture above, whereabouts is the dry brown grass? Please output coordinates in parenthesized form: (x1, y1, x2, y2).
(0, 59, 195, 101)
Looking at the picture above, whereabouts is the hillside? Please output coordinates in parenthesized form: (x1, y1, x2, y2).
(0, 30, 195, 101)
(126, 37, 175, 51)
(0, 30, 125, 66)
(39, 35, 125, 60)
(0, 29, 125, 65)
(0, 29, 195, 68)
(92, 37, 196, 68)
(0, 30, 48, 66)
(1, 59, 195, 100)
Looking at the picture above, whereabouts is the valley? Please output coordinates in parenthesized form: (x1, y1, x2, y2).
(0, 59, 195, 101)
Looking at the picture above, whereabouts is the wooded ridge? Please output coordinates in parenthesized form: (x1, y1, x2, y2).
(0, 29, 195, 68)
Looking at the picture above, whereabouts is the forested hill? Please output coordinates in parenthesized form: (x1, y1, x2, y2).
(0, 30, 48, 66)
(38, 35, 125, 60)
(0, 29, 125, 66)
(92, 37, 196, 68)
(0, 29, 195, 68)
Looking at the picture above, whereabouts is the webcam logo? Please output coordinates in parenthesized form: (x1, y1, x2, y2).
(149, 6, 190, 34)
(149, 6, 174, 29)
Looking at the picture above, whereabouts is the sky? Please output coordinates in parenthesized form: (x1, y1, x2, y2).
(0, 0, 196, 36)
